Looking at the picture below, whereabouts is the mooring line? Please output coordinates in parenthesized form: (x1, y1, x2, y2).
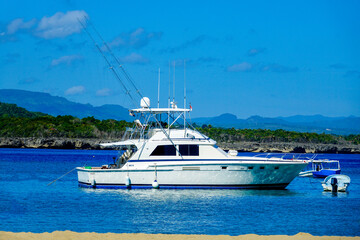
(47, 167, 77, 186)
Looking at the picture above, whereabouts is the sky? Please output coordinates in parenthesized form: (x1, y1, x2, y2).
(0, 0, 359, 118)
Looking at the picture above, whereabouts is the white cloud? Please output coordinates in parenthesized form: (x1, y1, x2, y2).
(65, 85, 85, 95)
(106, 28, 162, 50)
(96, 88, 112, 97)
(2, 10, 88, 42)
(119, 53, 149, 64)
(227, 62, 298, 73)
(7, 18, 36, 34)
(227, 62, 252, 72)
(35, 10, 88, 39)
(51, 55, 83, 66)
(247, 48, 266, 57)
(260, 64, 298, 73)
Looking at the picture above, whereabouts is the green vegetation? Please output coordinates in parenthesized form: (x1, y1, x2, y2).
(0, 101, 359, 144)
(0, 102, 130, 139)
(0, 115, 359, 144)
(0, 115, 132, 138)
(198, 126, 360, 145)
(0, 102, 46, 118)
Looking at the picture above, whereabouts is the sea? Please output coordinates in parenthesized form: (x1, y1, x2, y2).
(0, 148, 359, 236)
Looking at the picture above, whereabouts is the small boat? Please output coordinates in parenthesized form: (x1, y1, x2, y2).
(299, 159, 341, 178)
(322, 174, 350, 192)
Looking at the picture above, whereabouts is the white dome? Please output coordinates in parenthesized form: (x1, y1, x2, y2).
(228, 150, 238, 156)
(140, 97, 150, 108)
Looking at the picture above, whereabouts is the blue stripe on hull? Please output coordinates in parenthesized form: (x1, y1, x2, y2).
(127, 159, 299, 163)
(313, 169, 341, 178)
(78, 182, 288, 190)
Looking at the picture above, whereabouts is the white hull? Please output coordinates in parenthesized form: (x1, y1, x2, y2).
(321, 174, 351, 192)
(322, 184, 349, 192)
(77, 161, 306, 189)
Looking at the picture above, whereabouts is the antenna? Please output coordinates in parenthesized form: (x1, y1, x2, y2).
(184, 60, 186, 109)
(168, 61, 171, 109)
(157, 68, 160, 108)
(173, 61, 175, 107)
(168, 61, 170, 130)
(184, 59, 186, 134)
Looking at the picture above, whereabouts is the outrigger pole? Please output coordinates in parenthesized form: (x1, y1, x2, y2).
(78, 18, 205, 158)
(82, 16, 142, 98)
(77, 19, 137, 107)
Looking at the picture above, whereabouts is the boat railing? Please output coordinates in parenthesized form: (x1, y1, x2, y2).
(253, 153, 315, 161)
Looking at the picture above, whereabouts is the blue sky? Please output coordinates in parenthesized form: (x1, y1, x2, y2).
(0, 0, 359, 118)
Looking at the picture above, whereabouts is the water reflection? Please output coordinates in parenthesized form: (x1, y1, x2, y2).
(321, 191, 350, 198)
(79, 187, 303, 200)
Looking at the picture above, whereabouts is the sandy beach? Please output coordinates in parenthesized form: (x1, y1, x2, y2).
(0, 232, 359, 240)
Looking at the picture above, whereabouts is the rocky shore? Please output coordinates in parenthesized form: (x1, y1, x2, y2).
(0, 137, 359, 153)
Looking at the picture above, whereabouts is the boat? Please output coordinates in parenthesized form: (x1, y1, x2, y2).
(76, 19, 308, 189)
(322, 174, 350, 192)
(76, 98, 308, 189)
(299, 159, 341, 178)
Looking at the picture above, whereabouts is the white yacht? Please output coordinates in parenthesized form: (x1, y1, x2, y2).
(77, 98, 307, 189)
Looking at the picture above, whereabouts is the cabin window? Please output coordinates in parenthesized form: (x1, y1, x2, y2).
(150, 145, 176, 156)
(260, 166, 265, 169)
(221, 166, 227, 170)
(275, 166, 279, 170)
(248, 166, 254, 170)
(179, 145, 199, 156)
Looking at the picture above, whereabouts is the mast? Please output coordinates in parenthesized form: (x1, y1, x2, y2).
(168, 61, 170, 130)
(173, 61, 175, 107)
(157, 68, 160, 108)
(184, 59, 186, 134)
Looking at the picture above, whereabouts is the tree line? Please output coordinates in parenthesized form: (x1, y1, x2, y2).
(199, 125, 360, 145)
(0, 102, 359, 144)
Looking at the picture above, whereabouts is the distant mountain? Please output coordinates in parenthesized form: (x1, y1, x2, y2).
(0, 102, 47, 118)
(193, 114, 360, 135)
(0, 89, 131, 121)
(1, 89, 359, 135)
(277, 114, 345, 123)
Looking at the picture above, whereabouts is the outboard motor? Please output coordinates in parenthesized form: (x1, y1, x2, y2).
(331, 177, 338, 192)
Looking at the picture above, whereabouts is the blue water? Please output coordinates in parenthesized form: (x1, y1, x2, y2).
(0, 148, 359, 236)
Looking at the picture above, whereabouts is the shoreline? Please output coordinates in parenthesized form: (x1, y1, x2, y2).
(0, 137, 359, 154)
(0, 231, 359, 240)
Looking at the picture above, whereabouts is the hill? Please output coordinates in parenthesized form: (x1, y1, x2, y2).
(0, 89, 131, 121)
(1, 89, 359, 135)
(0, 102, 47, 118)
(193, 113, 360, 135)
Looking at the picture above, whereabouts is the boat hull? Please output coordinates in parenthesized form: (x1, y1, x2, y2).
(77, 161, 306, 189)
(313, 169, 341, 178)
(322, 184, 349, 192)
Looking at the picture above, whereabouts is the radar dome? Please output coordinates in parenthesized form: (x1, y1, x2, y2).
(140, 97, 150, 108)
